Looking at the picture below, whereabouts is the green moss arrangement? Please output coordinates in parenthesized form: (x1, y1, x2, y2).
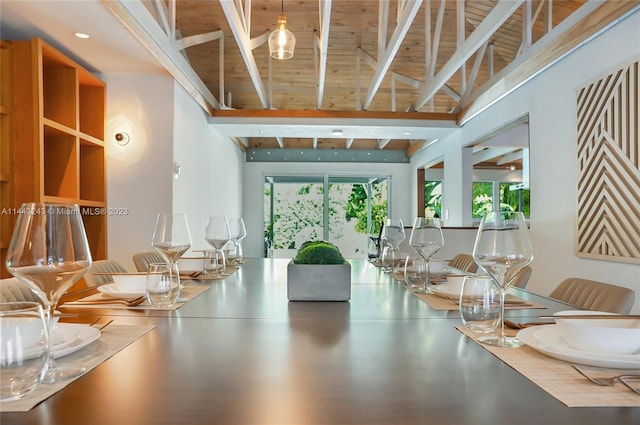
(293, 240, 347, 265)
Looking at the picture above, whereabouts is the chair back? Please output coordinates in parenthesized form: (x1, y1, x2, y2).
(0, 277, 42, 303)
(511, 266, 532, 289)
(549, 277, 635, 314)
(133, 251, 166, 272)
(83, 259, 128, 287)
(447, 253, 478, 273)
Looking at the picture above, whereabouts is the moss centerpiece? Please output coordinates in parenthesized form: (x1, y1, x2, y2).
(287, 241, 351, 301)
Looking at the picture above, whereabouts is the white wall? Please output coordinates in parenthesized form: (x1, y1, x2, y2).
(242, 162, 412, 258)
(412, 11, 640, 313)
(104, 75, 244, 269)
(104, 74, 174, 271)
(171, 82, 244, 252)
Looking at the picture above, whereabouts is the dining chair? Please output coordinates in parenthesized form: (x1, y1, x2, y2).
(0, 277, 42, 303)
(132, 251, 165, 272)
(549, 277, 635, 314)
(447, 253, 479, 274)
(511, 266, 532, 289)
(83, 259, 128, 288)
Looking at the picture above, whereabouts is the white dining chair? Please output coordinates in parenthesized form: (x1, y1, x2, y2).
(132, 251, 166, 272)
(82, 259, 128, 288)
(0, 277, 42, 303)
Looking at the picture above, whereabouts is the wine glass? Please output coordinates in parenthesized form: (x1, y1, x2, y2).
(409, 217, 444, 294)
(6, 203, 92, 383)
(205, 217, 231, 273)
(152, 213, 192, 265)
(472, 211, 533, 348)
(228, 218, 247, 265)
(367, 220, 383, 261)
(384, 219, 405, 273)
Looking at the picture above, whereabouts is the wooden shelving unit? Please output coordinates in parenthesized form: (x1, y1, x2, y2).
(0, 40, 13, 277)
(1, 38, 107, 277)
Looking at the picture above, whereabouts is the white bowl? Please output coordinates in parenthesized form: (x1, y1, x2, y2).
(0, 317, 43, 349)
(554, 310, 640, 354)
(429, 259, 447, 274)
(111, 275, 146, 293)
(177, 258, 203, 273)
(445, 275, 466, 293)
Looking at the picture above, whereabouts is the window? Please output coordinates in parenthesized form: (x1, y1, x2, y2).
(264, 175, 389, 258)
(424, 180, 442, 218)
(472, 181, 530, 219)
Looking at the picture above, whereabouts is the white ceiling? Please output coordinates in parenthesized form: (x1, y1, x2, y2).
(0, 0, 164, 74)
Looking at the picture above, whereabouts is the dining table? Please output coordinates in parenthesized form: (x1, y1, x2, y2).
(1, 258, 638, 424)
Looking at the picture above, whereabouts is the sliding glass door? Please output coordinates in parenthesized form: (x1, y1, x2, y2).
(264, 175, 388, 258)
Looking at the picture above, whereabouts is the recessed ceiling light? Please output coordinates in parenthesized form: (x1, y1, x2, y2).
(74, 32, 90, 39)
(331, 129, 343, 136)
(404, 131, 412, 135)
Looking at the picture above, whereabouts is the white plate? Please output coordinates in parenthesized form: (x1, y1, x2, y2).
(52, 324, 101, 359)
(430, 283, 463, 298)
(517, 325, 640, 369)
(98, 283, 145, 299)
(6, 324, 100, 361)
(430, 283, 512, 299)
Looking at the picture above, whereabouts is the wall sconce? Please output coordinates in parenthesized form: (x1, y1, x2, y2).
(115, 132, 130, 146)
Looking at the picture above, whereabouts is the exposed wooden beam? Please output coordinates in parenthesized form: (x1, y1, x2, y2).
(497, 150, 524, 165)
(458, 0, 640, 124)
(473, 147, 515, 164)
(210, 109, 456, 122)
(346, 138, 355, 149)
(176, 30, 223, 50)
(102, 0, 220, 113)
(378, 139, 392, 149)
(412, 0, 524, 111)
(363, 0, 423, 110)
(316, 0, 332, 109)
(219, 0, 269, 109)
(406, 140, 426, 157)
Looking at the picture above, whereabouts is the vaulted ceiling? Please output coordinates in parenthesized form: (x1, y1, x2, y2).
(147, 0, 594, 159)
(3, 0, 636, 164)
(117, 0, 631, 164)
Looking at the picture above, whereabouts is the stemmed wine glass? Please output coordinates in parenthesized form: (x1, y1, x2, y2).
(472, 211, 533, 348)
(205, 217, 231, 273)
(409, 217, 444, 294)
(6, 203, 92, 383)
(152, 213, 192, 284)
(367, 220, 383, 262)
(384, 218, 405, 273)
(228, 218, 247, 265)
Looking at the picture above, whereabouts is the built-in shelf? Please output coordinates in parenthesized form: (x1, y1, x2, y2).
(1, 37, 108, 277)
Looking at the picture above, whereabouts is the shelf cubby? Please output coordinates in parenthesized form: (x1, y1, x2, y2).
(79, 69, 105, 139)
(80, 138, 105, 202)
(3, 37, 108, 276)
(43, 124, 77, 199)
(42, 52, 77, 129)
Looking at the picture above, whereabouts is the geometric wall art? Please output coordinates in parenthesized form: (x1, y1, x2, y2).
(576, 60, 640, 264)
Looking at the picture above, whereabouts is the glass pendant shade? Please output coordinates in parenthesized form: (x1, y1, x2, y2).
(268, 13, 295, 60)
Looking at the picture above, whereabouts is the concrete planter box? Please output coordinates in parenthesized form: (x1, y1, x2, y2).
(287, 260, 351, 301)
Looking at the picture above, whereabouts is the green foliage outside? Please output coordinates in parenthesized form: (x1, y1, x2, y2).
(264, 180, 388, 252)
(424, 181, 442, 218)
(293, 240, 347, 264)
(472, 182, 530, 219)
(344, 183, 388, 235)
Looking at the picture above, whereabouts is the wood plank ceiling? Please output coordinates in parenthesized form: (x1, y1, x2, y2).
(138, 0, 598, 161)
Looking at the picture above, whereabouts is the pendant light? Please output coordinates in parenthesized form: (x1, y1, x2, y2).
(268, 0, 296, 60)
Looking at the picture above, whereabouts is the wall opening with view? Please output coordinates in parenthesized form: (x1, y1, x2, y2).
(263, 175, 389, 258)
